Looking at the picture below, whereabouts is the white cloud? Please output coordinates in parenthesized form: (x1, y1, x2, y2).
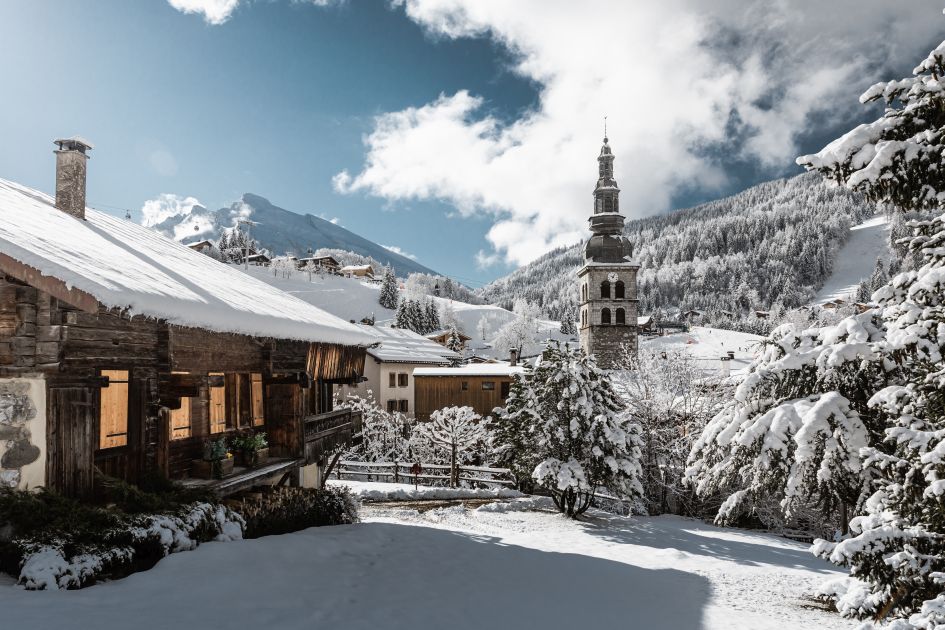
(382, 244, 418, 260)
(167, 0, 342, 24)
(140, 193, 216, 241)
(337, 0, 945, 267)
(167, 0, 240, 25)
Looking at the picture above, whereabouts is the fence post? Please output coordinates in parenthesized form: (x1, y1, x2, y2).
(394, 461, 399, 484)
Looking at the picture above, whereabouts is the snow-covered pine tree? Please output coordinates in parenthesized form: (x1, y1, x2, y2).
(411, 406, 488, 487)
(379, 266, 399, 310)
(687, 29, 945, 627)
(406, 299, 425, 335)
(494, 342, 643, 517)
(394, 299, 409, 329)
(445, 323, 464, 353)
(559, 307, 577, 336)
(425, 299, 441, 334)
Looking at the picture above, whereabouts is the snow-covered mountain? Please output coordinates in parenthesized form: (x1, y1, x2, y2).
(478, 172, 882, 318)
(144, 193, 438, 277)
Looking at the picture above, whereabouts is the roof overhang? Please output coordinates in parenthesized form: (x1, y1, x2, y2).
(0, 252, 99, 313)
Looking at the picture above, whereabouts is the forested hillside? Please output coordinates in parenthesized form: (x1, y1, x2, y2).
(478, 173, 876, 318)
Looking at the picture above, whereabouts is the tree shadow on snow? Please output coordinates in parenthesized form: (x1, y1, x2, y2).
(0, 523, 711, 630)
(578, 513, 834, 573)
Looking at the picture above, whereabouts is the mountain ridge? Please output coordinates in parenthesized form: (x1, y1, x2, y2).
(146, 192, 439, 278)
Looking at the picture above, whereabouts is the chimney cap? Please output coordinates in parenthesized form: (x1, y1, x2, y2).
(54, 136, 95, 153)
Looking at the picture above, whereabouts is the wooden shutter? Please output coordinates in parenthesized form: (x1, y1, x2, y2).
(99, 370, 129, 448)
(251, 373, 265, 426)
(170, 397, 192, 440)
(209, 372, 226, 433)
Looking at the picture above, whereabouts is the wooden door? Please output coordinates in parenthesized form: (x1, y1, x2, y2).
(46, 386, 95, 498)
(266, 384, 301, 458)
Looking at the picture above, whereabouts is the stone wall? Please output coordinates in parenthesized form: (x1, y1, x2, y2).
(580, 325, 638, 369)
(0, 378, 46, 489)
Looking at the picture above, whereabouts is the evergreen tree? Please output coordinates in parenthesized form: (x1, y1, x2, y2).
(406, 299, 425, 335)
(689, 31, 945, 626)
(559, 308, 577, 336)
(425, 299, 441, 333)
(493, 342, 643, 517)
(445, 323, 464, 353)
(394, 299, 409, 329)
(379, 266, 399, 310)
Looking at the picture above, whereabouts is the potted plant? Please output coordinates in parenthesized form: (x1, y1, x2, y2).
(192, 437, 234, 479)
(232, 431, 269, 468)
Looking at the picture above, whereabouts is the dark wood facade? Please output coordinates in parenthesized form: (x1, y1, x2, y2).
(0, 272, 366, 499)
(413, 373, 516, 421)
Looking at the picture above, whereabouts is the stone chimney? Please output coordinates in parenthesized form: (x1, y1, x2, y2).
(509, 348, 518, 367)
(54, 137, 94, 220)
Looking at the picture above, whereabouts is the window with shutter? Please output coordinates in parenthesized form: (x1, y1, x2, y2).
(251, 373, 265, 426)
(399, 399, 408, 413)
(209, 372, 226, 434)
(99, 369, 129, 449)
(398, 373, 408, 387)
(170, 397, 192, 440)
(389, 372, 396, 388)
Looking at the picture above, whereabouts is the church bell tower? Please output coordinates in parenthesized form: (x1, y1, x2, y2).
(577, 133, 639, 368)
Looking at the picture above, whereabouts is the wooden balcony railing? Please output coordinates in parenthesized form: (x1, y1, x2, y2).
(301, 408, 362, 464)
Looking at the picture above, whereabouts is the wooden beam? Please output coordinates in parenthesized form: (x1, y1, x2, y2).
(0, 253, 99, 313)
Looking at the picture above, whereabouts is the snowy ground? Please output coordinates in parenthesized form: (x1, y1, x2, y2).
(327, 479, 522, 501)
(641, 326, 764, 376)
(0, 499, 852, 630)
(814, 214, 890, 304)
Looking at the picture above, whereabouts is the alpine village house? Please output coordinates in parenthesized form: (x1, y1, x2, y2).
(0, 138, 376, 499)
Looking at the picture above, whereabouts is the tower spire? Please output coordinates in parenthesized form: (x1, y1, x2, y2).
(604, 115, 607, 141)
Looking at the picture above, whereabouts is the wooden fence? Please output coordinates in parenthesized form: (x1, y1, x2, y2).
(335, 460, 516, 487)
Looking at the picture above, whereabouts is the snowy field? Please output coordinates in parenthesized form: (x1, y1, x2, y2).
(814, 214, 890, 304)
(0, 499, 852, 630)
(641, 326, 764, 376)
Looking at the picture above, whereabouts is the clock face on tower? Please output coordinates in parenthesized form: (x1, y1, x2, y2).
(607, 272, 619, 283)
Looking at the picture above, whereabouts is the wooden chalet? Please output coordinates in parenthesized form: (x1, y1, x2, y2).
(340, 264, 375, 280)
(425, 329, 472, 351)
(413, 363, 524, 421)
(0, 139, 375, 498)
(298, 255, 341, 274)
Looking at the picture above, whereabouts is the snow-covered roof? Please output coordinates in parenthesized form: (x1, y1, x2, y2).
(0, 178, 375, 346)
(359, 325, 460, 364)
(414, 363, 525, 377)
(341, 264, 374, 273)
(637, 315, 652, 326)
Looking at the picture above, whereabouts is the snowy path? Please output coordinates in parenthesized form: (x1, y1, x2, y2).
(0, 500, 853, 629)
(814, 214, 890, 304)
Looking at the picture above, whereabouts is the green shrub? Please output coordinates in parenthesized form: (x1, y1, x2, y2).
(235, 486, 359, 538)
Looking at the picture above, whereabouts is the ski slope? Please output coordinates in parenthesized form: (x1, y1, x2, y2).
(814, 214, 890, 304)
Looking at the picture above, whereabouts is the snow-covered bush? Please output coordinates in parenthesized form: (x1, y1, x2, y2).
(339, 392, 414, 463)
(613, 347, 724, 516)
(234, 486, 359, 538)
(493, 342, 643, 517)
(411, 406, 489, 487)
(0, 488, 242, 590)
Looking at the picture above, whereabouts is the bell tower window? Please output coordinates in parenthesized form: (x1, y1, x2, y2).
(600, 281, 610, 299)
(601, 308, 611, 325)
(616, 308, 626, 325)
(615, 281, 625, 299)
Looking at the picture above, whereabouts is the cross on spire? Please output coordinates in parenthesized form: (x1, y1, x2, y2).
(603, 116, 608, 142)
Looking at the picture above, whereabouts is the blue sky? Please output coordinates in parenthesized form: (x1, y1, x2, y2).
(1, 1, 943, 286)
